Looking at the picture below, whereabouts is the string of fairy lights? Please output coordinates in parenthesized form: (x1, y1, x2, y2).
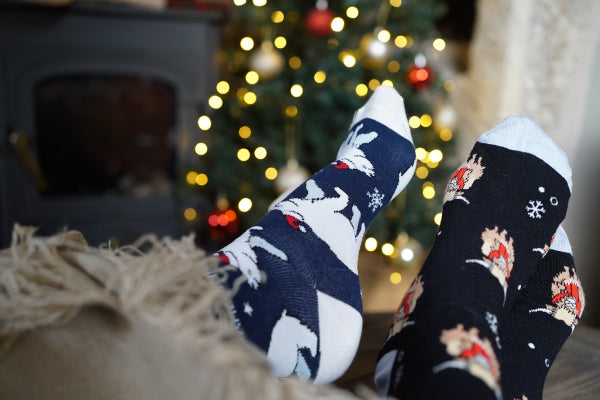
(184, 0, 458, 278)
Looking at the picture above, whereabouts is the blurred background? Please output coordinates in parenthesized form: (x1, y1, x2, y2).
(1, 0, 598, 326)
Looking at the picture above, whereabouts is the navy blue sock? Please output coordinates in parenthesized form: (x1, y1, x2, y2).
(218, 86, 416, 382)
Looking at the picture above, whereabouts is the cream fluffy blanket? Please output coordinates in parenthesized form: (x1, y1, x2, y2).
(0, 225, 378, 400)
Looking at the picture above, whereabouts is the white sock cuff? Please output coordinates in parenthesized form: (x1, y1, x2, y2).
(477, 116, 572, 192)
(351, 85, 413, 145)
(550, 225, 573, 254)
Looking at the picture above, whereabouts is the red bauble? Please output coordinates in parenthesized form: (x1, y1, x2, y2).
(305, 7, 335, 37)
(207, 207, 239, 241)
(406, 63, 435, 91)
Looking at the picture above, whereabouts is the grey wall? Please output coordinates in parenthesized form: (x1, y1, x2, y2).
(564, 40, 600, 327)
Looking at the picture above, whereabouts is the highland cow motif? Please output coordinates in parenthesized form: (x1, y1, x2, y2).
(444, 154, 485, 204)
(466, 227, 515, 293)
(530, 266, 585, 331)
(387, 275, 424, 339)
(434, 324, 502, 399)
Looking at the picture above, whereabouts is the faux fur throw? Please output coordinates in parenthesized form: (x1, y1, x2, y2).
(0, 225, 378, 400)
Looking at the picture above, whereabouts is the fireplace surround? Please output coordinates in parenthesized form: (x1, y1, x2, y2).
(0, 2, 223, 246)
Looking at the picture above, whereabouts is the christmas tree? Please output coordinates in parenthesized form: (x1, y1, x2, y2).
(183, 0, 457, 260)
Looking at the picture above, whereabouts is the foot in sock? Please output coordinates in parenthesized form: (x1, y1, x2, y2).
(501, 226, 584, 400)
(375, 116, 572, 399)
(217, 86, 416, 383)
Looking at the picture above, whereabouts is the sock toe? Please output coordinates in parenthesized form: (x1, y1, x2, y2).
(477, 116, 572, 192)
(351, 85, 412, 144)
(550, 225, 572, 253)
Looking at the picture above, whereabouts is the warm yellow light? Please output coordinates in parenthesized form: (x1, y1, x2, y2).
(184, 208, 197, 221)
(427, 160, 439, 169)
(346, 6, 359, 18)
(237, 148, 251, 161)
(265, 167, 278, 180)
(355, 83, 368, 97)
(208, 95, 223, 109)
(252, 0, 266, 6)
(238, 198, 253, 212)
(408, 115, 421, 129)
(377, 29, 391, 43)
(415, 166, 429, 179)
(271, 10, 284, 23)
(388, 60, 400, 73)
(288, 56, 301, 69)
(390, 272, 402, 284)
(423, 183, 435, 199)
(240, 37, 254, 51)
(364, 237, 378, 252)
(243, 91, 257, 104)
(195, 173, 208, 186)
(314, 70, 326, 83)
(444, 80, 456, 92)
(331, 17, 345, 32)
(194, 142, 208, 156)
(342, 54, 356, 67)
(420, 114, 433, 127)
(254, 146, 267, 159)
(395, 35, 408, 48)
(382, 80, 393, 87)
(239, 126, 251, 139)
(434, 212, 443, 226)
(216, 81, 230, 94)
(245, 71, 259, 84)
(415, 147, 427, 160)
(433, 38, 446, 51)
(382, 243, 395, 256)
(439, 128, 453, 141)
(390, 0, 402, 7)
(285, 105, 298, 117)
(197, 115, 211, 130)
(429, 149, 443, 163)
(185, 171, 198, 185)
(274, 36, 287, 49)
(290, 84, 303, 97)
(233, 0, 245, 5)
(368, 79, 380, 90)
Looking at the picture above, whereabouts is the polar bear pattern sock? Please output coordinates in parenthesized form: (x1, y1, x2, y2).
(217, 86, 416, 383)
(375, 116, 572, 399)
(501, 226, 584, 400)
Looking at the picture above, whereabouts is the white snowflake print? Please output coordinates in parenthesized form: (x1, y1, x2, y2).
(526, 200, 546, 219)
(243, 301, 253, 316)
(367, 187, 385, 212)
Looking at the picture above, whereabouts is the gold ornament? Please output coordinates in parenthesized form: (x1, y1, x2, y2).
(274, 158, 310, 194)
(249, 41, 285, 81)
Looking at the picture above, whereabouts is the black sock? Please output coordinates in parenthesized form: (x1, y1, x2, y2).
(500, 227, 584, 400)
(375, 116, 572, 399)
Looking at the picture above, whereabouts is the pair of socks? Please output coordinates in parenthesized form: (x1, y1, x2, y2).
(375, 117, 584, 400)
(215, 86, 583, 398)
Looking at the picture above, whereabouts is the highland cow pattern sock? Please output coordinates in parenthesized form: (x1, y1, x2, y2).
(501, 226, 584, 400)
(218, 86, 416, 383)
(375, 116, 572, 399)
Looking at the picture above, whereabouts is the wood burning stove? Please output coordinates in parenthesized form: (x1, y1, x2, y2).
(0, 2, 223, 246)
